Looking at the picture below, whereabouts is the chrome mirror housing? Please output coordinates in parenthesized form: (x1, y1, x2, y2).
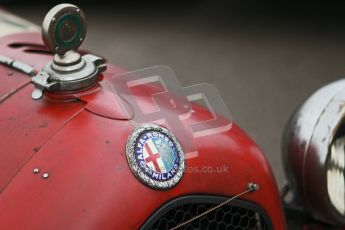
(283, 79, 345, 225)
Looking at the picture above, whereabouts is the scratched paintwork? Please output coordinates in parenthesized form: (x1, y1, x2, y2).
(0, 33, 286, 229)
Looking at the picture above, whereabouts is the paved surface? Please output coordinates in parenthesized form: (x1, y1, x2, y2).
(4, 0, 345, 197)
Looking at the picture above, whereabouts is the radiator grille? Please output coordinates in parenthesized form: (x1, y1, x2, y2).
(141, 195, 272, 230)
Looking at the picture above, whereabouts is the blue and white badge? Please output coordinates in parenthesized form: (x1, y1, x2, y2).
(126, 124, 185, 190)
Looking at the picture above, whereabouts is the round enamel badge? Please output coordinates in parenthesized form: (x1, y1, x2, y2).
(126, 124, 185, 190)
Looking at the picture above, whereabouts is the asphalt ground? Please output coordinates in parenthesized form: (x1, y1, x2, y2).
(3, 2, 345, 227)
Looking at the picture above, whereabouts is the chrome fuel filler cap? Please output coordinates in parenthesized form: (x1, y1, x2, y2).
(31, 4, 106, 100)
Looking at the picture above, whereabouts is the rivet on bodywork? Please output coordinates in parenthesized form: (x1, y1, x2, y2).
(42, 173, 49, 179)
(33, 168, 40, 174)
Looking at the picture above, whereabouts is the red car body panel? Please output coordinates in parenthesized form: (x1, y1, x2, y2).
(0, 33, 286, 229)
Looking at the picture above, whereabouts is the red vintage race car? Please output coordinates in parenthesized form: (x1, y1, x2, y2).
(0, 3, 344, 230)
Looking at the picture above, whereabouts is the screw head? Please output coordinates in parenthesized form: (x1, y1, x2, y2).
(42, 173, 49, 179)
(33, 168, 40, 174)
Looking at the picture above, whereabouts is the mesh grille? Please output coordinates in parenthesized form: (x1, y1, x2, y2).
(141, 196, 272, 230)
